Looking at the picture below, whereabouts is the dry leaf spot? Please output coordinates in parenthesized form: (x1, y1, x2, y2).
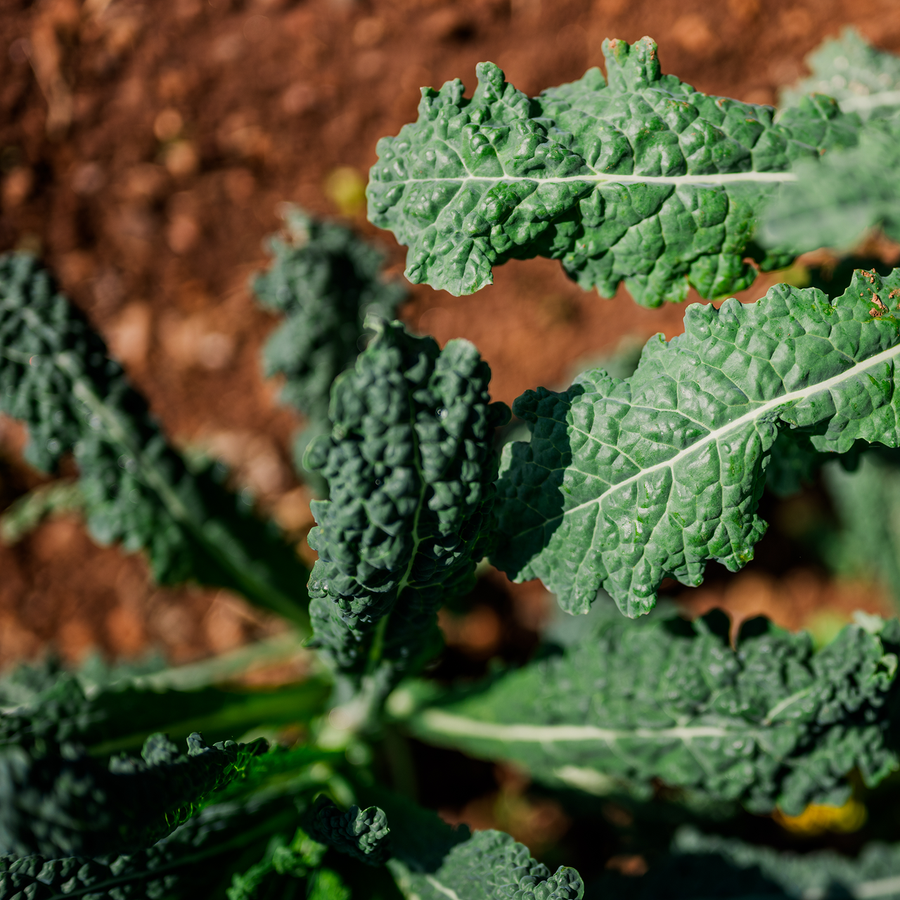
(869, 292, 888, 317)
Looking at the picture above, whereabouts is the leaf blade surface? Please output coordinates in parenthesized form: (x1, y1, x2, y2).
(368, 37, 857, 306)
(398, 612, 900, 815)
(493, 269, 900, 616)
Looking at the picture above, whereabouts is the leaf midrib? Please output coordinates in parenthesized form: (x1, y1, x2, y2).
(390, 171, 797, 187)
(515, 335, 900, 536)
(416, 708, 756, 743)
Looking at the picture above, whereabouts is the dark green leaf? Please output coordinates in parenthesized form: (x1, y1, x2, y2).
(0, 733, 266, 858)
(305, 320, 508, 700)
(0, 672, 330, 759)
(253, 205, 404, 427)
(352, 782, 582, 900)
(389, 830, 583, 900)
(308, 799, 390, 866)
(0, 788, 304, 899)
(0, 252, 309, 625)
(396, 611, 900, 815)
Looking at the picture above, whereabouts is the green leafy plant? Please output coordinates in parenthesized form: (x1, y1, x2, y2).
(251, 205, 405, 492)
(8, 28, 900, 900)
(0, 253, 309, 626)
(493, 270, 900, 617)
(368, 36, 856, 306)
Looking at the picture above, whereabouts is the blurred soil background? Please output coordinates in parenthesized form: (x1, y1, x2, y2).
(3, 0, 900, 856)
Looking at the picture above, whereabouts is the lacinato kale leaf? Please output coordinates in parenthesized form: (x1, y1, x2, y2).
(493, 269, 900, 617)
(0, 252, 308, 625)
(368, 36, 857, 306)
(389, 831, 583, 900)
(764, 33, 900, 255)
(308, 799, 390, 866)
(251, 206, 404, 488)
(0, 732, 266, 858)
(0, 788, 306, 900)
(396, 611, 900, 816)
(820, 450, 900, 606)
(781, 27, 900, 121)
(253, 205, 404, 425)
(305, 320, 508, 698)
(631, 826, 900, 900)
(0, 664, 329, 756)
(761, 113, 900, 255)
(352, 781, 583, 900)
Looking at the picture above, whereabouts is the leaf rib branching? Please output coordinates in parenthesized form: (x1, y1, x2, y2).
(493, 268, 900, 617)
(368, 36, 858, 306)
(397, 610, 900, 815)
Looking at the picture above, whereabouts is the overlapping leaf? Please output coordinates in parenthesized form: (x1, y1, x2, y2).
(397, 610, 900, 816)
(0, 732, 265, 858)
(354, 782, 583, 900)
(0, 252, 308, 624)
(389, 831, 583, 900)
(592, 826, 900, 900)
(763, 32, 900, 284)
(781, 27, 900, 121)
(368, 36, 858, 306)
(0, 663, 329, 756)
(821, 450, 900, 606)
(761, 112, 900, 254)
(309, 799, 390, 866)
(652, 827, 900, 900)
(493, 269, 900, 617)
(305, 321, 508, 695)
(251, 206, 404, 487)
(0, 789, 306, 900)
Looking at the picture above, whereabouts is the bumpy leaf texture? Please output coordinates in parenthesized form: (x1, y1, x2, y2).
(0, 253, 308, 624)
(0, 732, 265, 858)
(0, 788, 306, 900)
(352, 780, 582, 900)
(251, 207, 404, 484)
(760, 113, 900, 254)
(400, 610, 900, 816)
(493, 269, 900, 617)
(305, 321, 508, 687)
(253, 205, 405, 422)
(368, 36, 858, 307)
(389, 830, 583, 900)
(309, 799, 390, 866)
(781, 27, 900, 121)
(0, 660, 329, 756)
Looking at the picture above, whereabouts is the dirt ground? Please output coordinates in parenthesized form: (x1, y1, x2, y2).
(1, 0, 900, 667)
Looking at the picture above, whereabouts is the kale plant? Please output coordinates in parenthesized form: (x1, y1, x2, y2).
(7, 29, 900, 900)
